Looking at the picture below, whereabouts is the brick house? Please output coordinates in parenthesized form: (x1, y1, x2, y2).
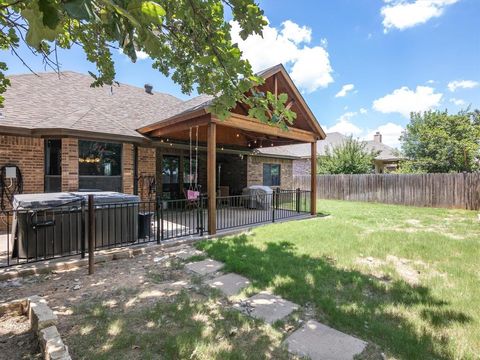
(0, 65, 322, 227)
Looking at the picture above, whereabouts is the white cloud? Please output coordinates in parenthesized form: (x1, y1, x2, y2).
(449, 98, 466, 106)
(359, 108, 368, 114)
(365, 123, 404, 148)
(381, 0, 459, 32)
(230, 19, 334, 93)
(326, 112, 362, 136)
(373, 85, 443, 118)
(280, 20, 312, 44)
(447, 79, 479, 92)
(135, 50, 149, 60)
(426, 79, 436, 84)
(335, 84, 355, 98)
(119, 49, 149, 60)
(326, 111, 404, 148)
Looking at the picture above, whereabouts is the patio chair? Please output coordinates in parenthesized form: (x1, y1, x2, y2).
(184, 188, 200, 210)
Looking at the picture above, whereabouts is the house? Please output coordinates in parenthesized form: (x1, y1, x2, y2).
(0, 64, 324, 234)
(258, 131, 403, 174)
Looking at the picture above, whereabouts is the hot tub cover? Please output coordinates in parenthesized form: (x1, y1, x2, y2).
(13, 192, 140, 210)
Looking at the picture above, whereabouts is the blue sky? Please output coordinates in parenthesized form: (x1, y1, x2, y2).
(2, 0, 479, 147)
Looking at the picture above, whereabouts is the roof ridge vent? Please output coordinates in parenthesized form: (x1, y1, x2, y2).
(144, 83, 153, 94)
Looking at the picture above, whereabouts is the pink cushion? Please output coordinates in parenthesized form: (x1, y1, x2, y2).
(187, 190, 200, 200)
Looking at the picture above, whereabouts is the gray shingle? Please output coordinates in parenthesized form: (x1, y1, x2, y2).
(2, 71, 184, 139)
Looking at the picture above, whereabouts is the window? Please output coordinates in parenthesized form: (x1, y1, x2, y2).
(45, 139, 62, 192)
(45, 139, 61, 175)
(263, 163, 281, 186)
(79, 141, 122, 176)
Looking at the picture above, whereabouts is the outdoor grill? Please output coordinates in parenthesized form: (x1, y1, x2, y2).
(242, 185, 273, 210)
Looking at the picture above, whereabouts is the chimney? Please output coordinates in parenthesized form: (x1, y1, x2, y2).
(144, 83, 153, 94)
(373, 131, 382, 143)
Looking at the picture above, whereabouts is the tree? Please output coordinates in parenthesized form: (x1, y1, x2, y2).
(317, 136, 379, 174)
(0, 0, 296, 127)
(399, 109, 480, 173)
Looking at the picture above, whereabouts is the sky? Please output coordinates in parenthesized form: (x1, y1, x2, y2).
(2, 0, 480, 148)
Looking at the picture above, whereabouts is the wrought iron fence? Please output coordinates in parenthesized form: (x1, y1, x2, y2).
(0, 197, 204, 268)
(0, 189, 310, 268)
(216, 189, 310, 231)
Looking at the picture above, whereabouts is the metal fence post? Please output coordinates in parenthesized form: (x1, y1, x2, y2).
(272, 193, 276, 223)
(156, 197, 162, 244)
(198, 195, 204, 236)
(88, 194, 95, 275)
(80, 201, 86, 259)
(296, 188, 301, 213)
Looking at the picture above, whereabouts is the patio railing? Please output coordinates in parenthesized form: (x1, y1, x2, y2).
(216, 189, 311, 230)
(0, 189, 310, 268)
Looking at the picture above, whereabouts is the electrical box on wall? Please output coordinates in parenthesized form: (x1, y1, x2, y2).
(5, 166, 17, 179)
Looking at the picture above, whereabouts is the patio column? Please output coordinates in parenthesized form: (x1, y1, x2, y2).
(310, 141, 317, 215)
(207, 122, 217, 234)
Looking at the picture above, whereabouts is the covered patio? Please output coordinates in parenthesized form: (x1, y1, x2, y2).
(139, 65, 325, 235)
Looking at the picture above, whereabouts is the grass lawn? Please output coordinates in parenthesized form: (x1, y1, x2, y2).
(197, 200, 480, 360)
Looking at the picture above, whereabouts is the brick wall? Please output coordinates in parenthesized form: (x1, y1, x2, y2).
(0, 135, 44, 230)
(122, 143, 134, 194)
(137, 146, 156, 200)
(61, 138, 78, 192)
(293, 158, 311, 175)
(0, 135, 44, 195)
(247, 155, 293, 190)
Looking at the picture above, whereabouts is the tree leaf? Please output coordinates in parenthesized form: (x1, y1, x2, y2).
(63, 0, 94, 20)
(141, 1, 166, 23)
(22, 1, 62, 48)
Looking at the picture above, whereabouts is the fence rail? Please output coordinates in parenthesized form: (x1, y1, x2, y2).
(293, 173, 480, 210)
(0, 190, 310, 268)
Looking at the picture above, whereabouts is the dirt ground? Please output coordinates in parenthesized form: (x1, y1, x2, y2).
(0, 246, 195, 357)
(0, 310, 40, 360)
(0, 245, 297, 359)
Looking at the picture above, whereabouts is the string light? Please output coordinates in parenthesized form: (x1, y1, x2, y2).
(236, 133, 240, 138)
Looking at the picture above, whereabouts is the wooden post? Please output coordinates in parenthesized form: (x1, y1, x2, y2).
(310, 142, 317, 215)
(88, 194, 95, 275)
(207, 122, 217, 235)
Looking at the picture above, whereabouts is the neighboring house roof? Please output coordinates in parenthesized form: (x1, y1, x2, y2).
(1, 71, 184, 141)
(258, 132, 403, 161)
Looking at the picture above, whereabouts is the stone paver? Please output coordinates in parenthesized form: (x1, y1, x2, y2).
(234, 292, 299, 324)
(205, 273, 250, 297)
(185, 259, 224, 276)
(285, 320, 367, 360)
(171, 246, 205, 260)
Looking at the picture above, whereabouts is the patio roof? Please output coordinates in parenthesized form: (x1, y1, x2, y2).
(137, 64, 326, 149)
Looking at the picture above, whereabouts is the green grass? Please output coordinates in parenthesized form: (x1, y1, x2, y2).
(197, 200, 480, 360)
(66, 290, 292, 360)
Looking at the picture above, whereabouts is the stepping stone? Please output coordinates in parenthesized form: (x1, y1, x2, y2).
(234, 292, 299, 324)
(205, 273, 251, 296)
(285, 320, 367, 360)
(171, 246, 205, 260)
(185, 259, 224, 275)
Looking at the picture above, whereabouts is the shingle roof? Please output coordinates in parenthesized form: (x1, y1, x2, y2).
(258, 132, 403, 161)
(1, 71, 184, 139)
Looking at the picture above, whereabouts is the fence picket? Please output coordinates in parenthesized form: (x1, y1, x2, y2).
(293, 173, 480, 210)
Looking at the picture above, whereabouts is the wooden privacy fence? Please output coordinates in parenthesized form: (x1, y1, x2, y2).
(293, 173, 480, 210)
